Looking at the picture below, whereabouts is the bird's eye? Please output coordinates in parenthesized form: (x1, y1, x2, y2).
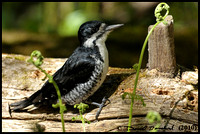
(85, 27, 98, 35)
(85, 28, 92, 34)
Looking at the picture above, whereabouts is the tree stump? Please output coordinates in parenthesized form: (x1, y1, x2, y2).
(148, 15, 176, 75)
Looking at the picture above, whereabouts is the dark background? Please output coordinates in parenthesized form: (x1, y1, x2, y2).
(2, 2, 198, 69)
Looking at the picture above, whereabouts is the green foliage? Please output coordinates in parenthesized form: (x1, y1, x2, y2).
(122, 2, 170, 132)
(122, 92, 146, 107)
(121, 92, 132, 100)
(74, 102, 89, 114)
(132, 63, 138, 70)
(154, 2, 170, 22)
(146, 111, 161, 124)
(27, 50, 66, 132)
(72, 103, 90, 132)
(146, 111, 162, 132)
(27, 50, 44, 66)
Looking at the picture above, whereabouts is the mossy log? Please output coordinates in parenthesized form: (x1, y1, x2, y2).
(2, 53, 198, 132)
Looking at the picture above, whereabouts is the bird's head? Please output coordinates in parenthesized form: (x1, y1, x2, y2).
(78, 21, 123, 47)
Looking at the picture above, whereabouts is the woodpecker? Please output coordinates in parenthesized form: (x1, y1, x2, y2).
(10, 20, 124, 119)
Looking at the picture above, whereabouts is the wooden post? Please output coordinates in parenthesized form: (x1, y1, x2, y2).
(148, 15, 176, 75)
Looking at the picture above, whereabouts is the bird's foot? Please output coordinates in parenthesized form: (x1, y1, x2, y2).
(89, 96, 110, 121)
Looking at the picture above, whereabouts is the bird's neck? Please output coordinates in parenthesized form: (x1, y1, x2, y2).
(83, 35, 109, 62)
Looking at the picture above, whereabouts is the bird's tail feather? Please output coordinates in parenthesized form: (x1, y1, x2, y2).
(10, 89, 42, 111)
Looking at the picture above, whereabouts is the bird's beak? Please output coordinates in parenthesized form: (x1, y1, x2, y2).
(106, 24, 124, 31)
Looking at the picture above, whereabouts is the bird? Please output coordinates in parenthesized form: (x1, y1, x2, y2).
(10, 20, 124, 120)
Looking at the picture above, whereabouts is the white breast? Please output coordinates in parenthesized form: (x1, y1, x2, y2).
(95, 41, 109, 88)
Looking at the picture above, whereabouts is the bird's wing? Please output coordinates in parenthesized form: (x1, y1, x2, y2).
(37, 47, 96, 99)
(38, 53, 95, 103)
(53, 48, 96, 92)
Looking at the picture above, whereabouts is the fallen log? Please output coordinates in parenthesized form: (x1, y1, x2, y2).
(2, 53, 198, 132)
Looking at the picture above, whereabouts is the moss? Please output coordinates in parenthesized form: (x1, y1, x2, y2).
(5, 55, 26, 61)
(14, 56, 26, 61)
(5, 55, 13, 59)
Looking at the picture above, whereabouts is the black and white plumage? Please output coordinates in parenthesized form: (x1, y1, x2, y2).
(10, 21, 123, 116)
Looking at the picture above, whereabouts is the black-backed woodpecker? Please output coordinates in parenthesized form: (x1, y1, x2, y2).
(10, 20, 124, 120)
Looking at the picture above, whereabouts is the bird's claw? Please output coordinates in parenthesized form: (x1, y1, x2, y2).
(93, 96, 110, 121)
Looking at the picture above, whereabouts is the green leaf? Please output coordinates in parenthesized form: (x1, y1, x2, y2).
(154, 3, 170, 22)
(134, 94, 146, 107)
(74, 103, 89, 114)
(122, 92, 132, 100)
(52, 103, 60, 109)
(162, 20, 168, 25)
(71, 117, 76, 121)
(146, 111, 162, 124)
(132, 63, 139, 70)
